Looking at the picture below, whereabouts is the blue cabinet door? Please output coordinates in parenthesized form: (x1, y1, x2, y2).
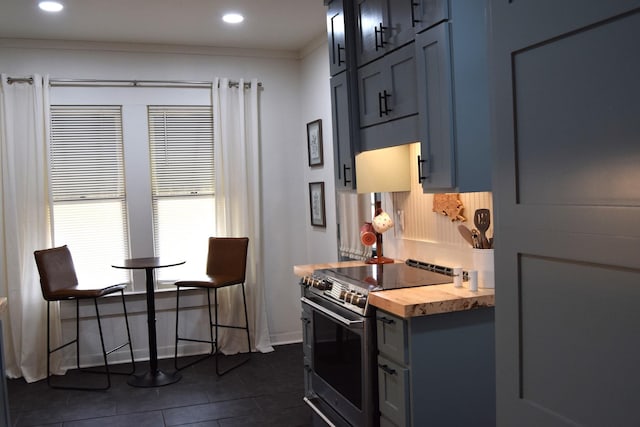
(327, 0, 347, 76)
(415, 22, 455, 191)
(331, 72, 359, 190)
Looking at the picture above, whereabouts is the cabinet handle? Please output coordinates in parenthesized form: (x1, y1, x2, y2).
(379, 23, 388, 47)
(337, 44, 345, 66)
(378, 316, 395, 325)
(383, 90, 392, 114)
(378, 91, 392, 117)
(378, 363, 397, 375)
(375, 23, 388, 50)
(411, 1, 421, 25)
(417, 155, 428, 183)
(343, 164, 352, 185)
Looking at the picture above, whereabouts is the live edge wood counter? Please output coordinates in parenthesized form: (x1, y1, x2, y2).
(293, 262, 494, 319)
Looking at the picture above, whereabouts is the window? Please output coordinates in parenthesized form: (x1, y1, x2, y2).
(48, 86, 214, 292)
(148, 106, 215, 284)
(49, 105, 130, 287)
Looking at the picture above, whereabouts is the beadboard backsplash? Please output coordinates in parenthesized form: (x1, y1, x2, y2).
(392, 190, 493, 247)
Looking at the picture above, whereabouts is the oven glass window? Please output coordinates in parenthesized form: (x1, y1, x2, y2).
(313, 311, 362, 409)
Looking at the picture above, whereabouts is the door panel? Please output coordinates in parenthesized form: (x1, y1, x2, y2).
(512, 11, 640, 207)
(387, 43, 417, 121)
(384, 0, 414, 50)
(327, 0, 347, 76)
(490, 1, 640, 426)
(357, 60, 387, 127)
(413, 0, 449, 33)
(519, 254, 640, 426)
(355, 0, 386, 66)
(331, 72, 358, 190)
(415, 22, 455, 191)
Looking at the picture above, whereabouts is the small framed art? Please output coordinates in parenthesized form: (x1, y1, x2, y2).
(308, 182, 326, 227)
(306, 119, 323, 167)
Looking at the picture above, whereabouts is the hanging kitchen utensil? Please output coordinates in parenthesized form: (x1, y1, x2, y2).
(457, 225, 474, 247)
(474, 209, 491, 249)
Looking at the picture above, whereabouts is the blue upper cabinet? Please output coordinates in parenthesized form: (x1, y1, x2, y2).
(327, 0, 348, 76)
(326, 0, 492, 193)
(412, 0, 449, 34)
(354, 0, 415, 67)
(416, 0, 491, 192)
(331, 71, 360, 190)
(357, 42, 419, 151)
(326, 0, 360, 190)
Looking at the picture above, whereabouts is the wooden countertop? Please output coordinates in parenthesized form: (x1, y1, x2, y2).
(294, 262, 494, 319)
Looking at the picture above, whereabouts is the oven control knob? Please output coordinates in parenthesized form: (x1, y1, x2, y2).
(354, 295, 367, 308)
(348, 291, 361, 304)
(317, 280, 332, 291)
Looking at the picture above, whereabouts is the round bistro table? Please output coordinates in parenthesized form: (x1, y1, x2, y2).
(112, 257, 185, 387)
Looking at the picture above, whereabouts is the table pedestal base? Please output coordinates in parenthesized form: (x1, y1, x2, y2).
(127, 370, 181, 387)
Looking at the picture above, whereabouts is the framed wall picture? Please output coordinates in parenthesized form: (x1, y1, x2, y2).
(308, 182, 326, 227)
(306, 119, 324, 167)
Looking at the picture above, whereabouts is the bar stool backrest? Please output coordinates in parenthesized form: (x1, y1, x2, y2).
(206, 237, 249, 283)
(34, 245, 79, 301)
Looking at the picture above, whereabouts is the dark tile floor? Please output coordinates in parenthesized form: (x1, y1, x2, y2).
(7, 344, 312, 427)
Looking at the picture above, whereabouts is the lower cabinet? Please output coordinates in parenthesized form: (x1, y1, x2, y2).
(377, 354, 410, 426)
(376, 307, 496, 426)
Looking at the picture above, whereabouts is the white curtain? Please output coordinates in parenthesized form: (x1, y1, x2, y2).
(211, 78, 272, 354)
(0, 74, 60, 382)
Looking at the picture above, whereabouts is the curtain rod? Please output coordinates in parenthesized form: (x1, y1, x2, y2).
(50, 78, 262, 89)
(5, 76, 262, 89)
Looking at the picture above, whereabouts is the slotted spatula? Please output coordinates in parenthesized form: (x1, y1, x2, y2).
(457, 225, 474, 247)
(474, 209, 491, 249)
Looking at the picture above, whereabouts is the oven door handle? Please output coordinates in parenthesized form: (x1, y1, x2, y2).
(301, 297, 364, 327)
(303, 397, 337, 427)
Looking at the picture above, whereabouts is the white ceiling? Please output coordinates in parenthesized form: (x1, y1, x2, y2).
(0, 0, 328, 52)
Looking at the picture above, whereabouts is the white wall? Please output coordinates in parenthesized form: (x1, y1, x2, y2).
(0, 37, 335, 362)
(267, 38, 339, 344)
(298, 42, 339, 262)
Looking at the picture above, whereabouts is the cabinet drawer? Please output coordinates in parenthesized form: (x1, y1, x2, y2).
(376, 311, 407, 363)
(378, 354, 410, 427)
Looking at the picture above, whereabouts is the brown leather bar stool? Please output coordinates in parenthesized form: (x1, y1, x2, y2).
(34, 245, 135, 390)
(173, 237, 251, 375)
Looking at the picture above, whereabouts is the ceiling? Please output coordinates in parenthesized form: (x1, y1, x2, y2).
(0, 0, 328, 53)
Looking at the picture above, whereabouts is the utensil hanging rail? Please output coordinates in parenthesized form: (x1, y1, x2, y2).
(5, 76, 262, 89)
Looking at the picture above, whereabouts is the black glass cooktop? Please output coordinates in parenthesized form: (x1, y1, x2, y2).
(316, 261, 453, 292)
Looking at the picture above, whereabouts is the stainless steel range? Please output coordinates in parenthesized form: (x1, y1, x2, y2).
(300, 259, 460, 427)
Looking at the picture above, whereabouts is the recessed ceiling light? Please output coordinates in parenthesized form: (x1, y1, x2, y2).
(222, 13, 244, 24)
(39, 1, 64, 12)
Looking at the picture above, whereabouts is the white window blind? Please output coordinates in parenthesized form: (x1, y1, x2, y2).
(49, 105, 131, 287)
(148, 106, 215, 283)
